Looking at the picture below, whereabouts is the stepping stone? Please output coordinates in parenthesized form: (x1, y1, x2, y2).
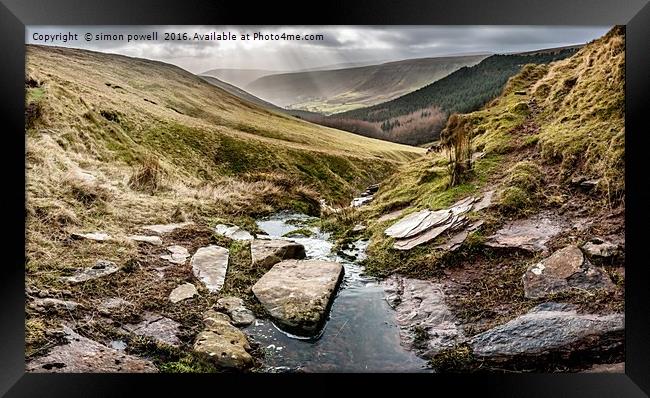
(193, 310, 253, 369)
(26, 326, 157, 373)
(215, 296, 255, 326)
(142, 221, 194, 235)
(485, 213, 563, 252)
(123, 313, 181, 347)
(61, 260, 119, 283)
(252, 259, 344, 336)
(523, 245, 614, 299)
(383, 275, 462, 357)
(214, 224, 253, 241)
(191, 245, 229, 293)
(128, 235, 163, 246)
(469, 302, 624, 358)
(160, 245, 190, 265)
(251, 239, 306, 269)
(169, 282, 198, 303)
(71, 232, 111, 241)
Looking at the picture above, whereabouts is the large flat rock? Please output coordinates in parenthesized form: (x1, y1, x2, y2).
(523, 245, 614, 299)
(485, 213, 564, 252)
(26, 326, 157, 373)
(251, 239, 306, 269)
(191, 245, 229, 293)
(252, 259, 344, 336)
(383, 275, 462, 358)
(469, 303, 624, 358)
(193, 310, 253, 369)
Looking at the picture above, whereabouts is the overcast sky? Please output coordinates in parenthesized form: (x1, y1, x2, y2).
(26, 26, 611, 73)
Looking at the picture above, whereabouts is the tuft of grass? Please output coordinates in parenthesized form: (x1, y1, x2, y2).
(495, 161, 543, 216)
(128, 156, 165, 194)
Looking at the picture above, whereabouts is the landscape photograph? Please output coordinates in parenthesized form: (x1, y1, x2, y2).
(24, 25, 625, 373)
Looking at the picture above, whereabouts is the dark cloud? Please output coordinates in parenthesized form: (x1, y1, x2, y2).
(26, 25, 610, 73)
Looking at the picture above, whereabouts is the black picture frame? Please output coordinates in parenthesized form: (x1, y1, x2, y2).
(1, 0, 648, 396)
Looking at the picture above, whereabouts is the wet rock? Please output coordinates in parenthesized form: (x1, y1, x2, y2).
(193, 310, 253, 369)
(252, 259, 344, 336)
(214, 224, 253, 241)
(582, 238, 620, 258)
(160, 245, 190, 265)
(29, 298, 80, 312)
(191, 245, 229, 293)
(142, 221, 194, 235)
(485, 213, 563, 252)
(61, 260, 119, 283)
(71, 231, 111, 241)
(469, 303, 624, 358)
(584, 362, 624, 373)
(523, 245, 614, 299)
(169, 282, 198, 303)
(251, 239, 306, 269)
(383, 275, 462, 357)
(127, 235, 162, 246)
(215, 296, 255, 326)
(26, 326, 157, 373)
(123, 313, 181, 347)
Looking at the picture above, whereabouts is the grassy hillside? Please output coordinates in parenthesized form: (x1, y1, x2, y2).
(328, 48, 579, 145)
(200, 68, 283, 88)
(245, 55, 487, 114)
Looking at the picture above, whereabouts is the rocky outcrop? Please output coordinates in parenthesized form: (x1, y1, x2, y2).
(61, 260, 119, 283)
(250, 239, 306, 269)
(523, 245, 614, 299)
(485, 212, 563, 252)
(214, 224, 253, 241)
(191, 245, 229, 293)
(142, 221, 194, 235)
(123, 313, 182, 347)
(160, 245, 190, 265)
(169, 282, 198, 303)
(252, 259, 344, 336)
(383, 275, 462, 357)
(469, 303, 624, 359)
(26, 326, 157, 373)
(215, 296, 255, 326)
(193, 310, 253, 369)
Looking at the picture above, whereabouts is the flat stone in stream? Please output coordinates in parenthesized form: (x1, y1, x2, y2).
(485, 212, 563, 252)
(191, 245, 229, 293)
(26, 326, 157, 373)
(469, 303, 624, 358)
(142, 221, 194, 235)
(193, 310, 253, 369)
(123, 312, 182, 347)
(383, 275, 462, 357)
(523, 245, 614, 299)
(252, 259, 344, 336)
(61, 260, 119, 283)
(251, 239, 306, 269)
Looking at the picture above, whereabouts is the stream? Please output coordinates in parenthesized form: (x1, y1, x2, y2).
(245, 212, 430, 372)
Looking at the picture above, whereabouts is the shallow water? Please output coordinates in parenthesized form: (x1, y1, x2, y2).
(246, 212, 430, 372)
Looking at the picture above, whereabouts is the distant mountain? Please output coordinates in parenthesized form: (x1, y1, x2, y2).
(200, 68, 284, 88)
(244, 55, 488, 114)
(325, 47, 580, 145)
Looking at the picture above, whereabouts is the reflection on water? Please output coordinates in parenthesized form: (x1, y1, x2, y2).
(247, 212, 430, 372)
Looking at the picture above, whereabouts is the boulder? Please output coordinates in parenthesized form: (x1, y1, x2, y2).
(252, 259, 344, 336)
(383, 275, 462, 357)
(127, 235, 162, 246)
(251, 239, 306, 269)
(214, 224, 253, 241)
(61, 260, 119, 283)
(469, 303, 624, 358)
(215, 296, 255, 326)
(485, 213, 563, 252)
(191, 245, 229, 293)
(193, 310, 253, 369)
(523, 245, 614, 299)
(142, 221, 193, 235)
(160, 245, 190, 265)
(71, 231, 111, 241)
(169, 282, 198, 303)
(26, 326, 157, 373)
(123, 313, 181, 347)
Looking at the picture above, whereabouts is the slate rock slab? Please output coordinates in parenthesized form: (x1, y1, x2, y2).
(191, 245, 229, 293)
(485, 213, 564, 252)
(252, 259, 344, 336)
(26, 326, 157, 373)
